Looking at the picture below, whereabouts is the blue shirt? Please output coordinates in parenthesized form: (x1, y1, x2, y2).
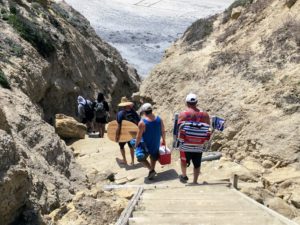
(142, 117, 162, 154)
(117, 109, 140, 125)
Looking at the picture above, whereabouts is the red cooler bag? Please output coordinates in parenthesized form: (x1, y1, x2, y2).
(158, 146, 171, 165)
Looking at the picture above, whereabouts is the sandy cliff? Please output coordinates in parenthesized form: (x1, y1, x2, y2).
(140, 0, 300, 219)
(141, 0, 299, 165)
(0, 0, 139, 224)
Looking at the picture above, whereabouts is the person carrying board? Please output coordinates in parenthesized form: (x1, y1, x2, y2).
(116, 97, 140, 165)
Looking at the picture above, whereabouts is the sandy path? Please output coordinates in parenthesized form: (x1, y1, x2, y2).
(70, 134, 238, 187)
(71, 133, 183, 186)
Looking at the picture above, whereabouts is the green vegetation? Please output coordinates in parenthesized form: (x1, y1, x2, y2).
(6, 39, 24, 57)
(1, 8, 7, 14)
(222, 0, 253, 23)
(7, 14, 55, 57)
(1, 13, 9, 20)
(0, 69, 11, 89)
(9, 5, 17, 15)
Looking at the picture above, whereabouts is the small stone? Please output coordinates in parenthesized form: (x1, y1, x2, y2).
(107, 173, 115, 182)
(279, 180, 293, 189)
(265, 197, 296, 218)
(231, 6, 243, 19)
(291, 192, 300, 209)
(115, 189, 134, 200)
(262, 160, 274, 169)
(55, 114, 86, 139)
(73, 191, 85, 202)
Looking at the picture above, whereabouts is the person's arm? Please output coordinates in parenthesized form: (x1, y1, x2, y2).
(133, 110, 141, 125)
(78, 105, 85, 119)
(161, 119, 166, 146)
(204, 112, 210, 125)
(116, 111, 123, 141)
(104, 101, 110, 119)
(135, 121, 145, 148)
(177, 112, 185, 125)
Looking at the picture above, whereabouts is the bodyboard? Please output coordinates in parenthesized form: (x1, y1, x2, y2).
(107, 120, 138, 142)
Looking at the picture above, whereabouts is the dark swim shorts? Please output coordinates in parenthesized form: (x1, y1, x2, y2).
(180, 151, 203, 169)
(119, 141, 133, 149)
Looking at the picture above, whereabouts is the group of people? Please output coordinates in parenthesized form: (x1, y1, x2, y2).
(77, 93, 109, 138)
(78, 92, 210, 184)
(115, 93, 210, 184)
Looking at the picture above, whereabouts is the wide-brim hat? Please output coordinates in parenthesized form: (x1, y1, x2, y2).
(118, 97, 133, 107)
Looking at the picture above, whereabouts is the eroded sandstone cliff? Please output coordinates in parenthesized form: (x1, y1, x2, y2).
(140, 0, 300, 219)
(0, 0, 139, 224)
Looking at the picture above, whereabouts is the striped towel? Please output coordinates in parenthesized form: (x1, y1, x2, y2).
(178, 122, 211, 152)
(212, 116, 225, 131)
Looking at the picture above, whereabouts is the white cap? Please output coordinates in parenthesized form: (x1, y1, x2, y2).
(186, 93, 197, 103)
(141, 103, 153, 112)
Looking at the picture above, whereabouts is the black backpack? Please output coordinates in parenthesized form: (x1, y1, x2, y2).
(123, 110, 140, 124)
(83, 102, 94, 119)
(95, 101, 107, 119)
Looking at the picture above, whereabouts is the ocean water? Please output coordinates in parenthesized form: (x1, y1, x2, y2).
(64, 0, 233, 77)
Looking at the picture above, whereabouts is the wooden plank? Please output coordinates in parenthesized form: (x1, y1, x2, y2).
(115, 187, 144, 225)
(232, 174, 238, 189)
(107, 120, 138, 143)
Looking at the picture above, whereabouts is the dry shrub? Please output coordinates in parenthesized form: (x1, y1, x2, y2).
(181, 15, 216, 51)
(285, 0, 297, 8)
(183, 16, 215, 44)
(216, 23, 240, 44)
(8, 13, 55, 57)
(261, 18, 300, 67)
(208, 50, 250, 71)
(208, 50, 273, 84)
(27, 0, 49, 8)
(222, 0, 254, 24)
(217, 0, 273, 44)
(0, 69, 11, 89)
(249, 0, 273, 13)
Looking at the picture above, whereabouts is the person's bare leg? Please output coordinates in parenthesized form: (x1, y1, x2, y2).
(86, 121, 91, 133)
(101, 124, 105, 138)
(119, 148, 127, 164)
(97, 123, 101, 137)
(90, 121, 95, 133)
(142, 160, 151, 170)
(98, 123, 103, 137)
(150, 158, 157, 171)
(193, 167, 200, 184)
(181, 161, 187, 177)
(129, 147, 134, 165)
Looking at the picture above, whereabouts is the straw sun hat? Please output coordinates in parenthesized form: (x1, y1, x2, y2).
(118, 97, 133, 107)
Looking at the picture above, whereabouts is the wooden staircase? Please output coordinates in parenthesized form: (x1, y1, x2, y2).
(115, 184, 298, 225)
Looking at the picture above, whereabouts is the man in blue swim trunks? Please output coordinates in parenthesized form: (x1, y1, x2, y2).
(116, 97, 140, 165)
(135, 103, 166, 180)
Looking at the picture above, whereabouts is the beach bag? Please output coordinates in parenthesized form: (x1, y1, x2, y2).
(178, 121, 211, 152)
(95, 102, 107, 119)
(158, 146, 171, 165)
(130, 139, 148, 162)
